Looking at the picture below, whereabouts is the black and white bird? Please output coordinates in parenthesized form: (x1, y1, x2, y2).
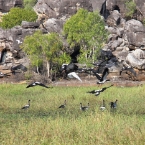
(80, 103, 89, 111)
(26, 82, 49, 88)
(110, 99, 118, 109)
(61, 63, 82, 81)
(100, 100, 106, 111)
(11, 64, 27, 75)
(87, 85, 113, 96)
(16, 39, 22, 44)
(67, 72, 82, 82)
(120, 66, 136, 77)
(93, 67, 110, 84)
(21, 100, 30, 110)
(58, 100, 66, 108)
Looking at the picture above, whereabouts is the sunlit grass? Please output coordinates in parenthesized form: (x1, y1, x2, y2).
(0, 83, 145, 144)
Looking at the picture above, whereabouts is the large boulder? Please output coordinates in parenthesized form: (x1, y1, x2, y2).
(0, 0, 22, 12)
(34, 0, 93, 21)
(124, 19, 145, 47)
(126, 49, 145, 69)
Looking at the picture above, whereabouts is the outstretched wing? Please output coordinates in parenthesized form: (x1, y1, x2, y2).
(87, 90, 96, 94)
(35, 82, 49, 88)
(127, 68, 136, 77)
(26, 83, 35, 88)
(93, 73, 102, 81)
(68, 72, 82, 82)
(100, 68, 109, 81)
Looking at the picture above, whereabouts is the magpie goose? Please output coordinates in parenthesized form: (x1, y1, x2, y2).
(110, 99, 118, 108)
(11, 64, 27, 75)
(87, 85, 113, 96)
(80, 103, 89, 111)
(58, 100, 66, 108)
(120, 66, 136, 77)
(100, 100, 106, 111)
(67, 72, 82, 82)
(21, 100, 30, 110)
(26, 82, 49, 88)
(16, 39, 22, 44)
(93, 67, 110, 84)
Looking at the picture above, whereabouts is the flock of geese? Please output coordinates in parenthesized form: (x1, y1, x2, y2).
(21, 81, 117, 112)
(22, 62, 135, 111)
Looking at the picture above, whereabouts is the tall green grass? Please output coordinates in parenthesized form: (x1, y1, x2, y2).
(0, 83, 145, 145)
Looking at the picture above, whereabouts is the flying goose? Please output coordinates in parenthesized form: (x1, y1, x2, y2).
(58, 100, 66, 108)
(26, 82, 49, 88)
(16, 39, 22, 44)
(100, 100, 106, 111)
(21, 100, 30, 110)
(67, 72, 82, 82)
(110, 99, 118, 108)
(93, 67, 110, 84)
(120, 66, 136, 77)
(80, 103, 89, 111)
(87, 85, 113, 96)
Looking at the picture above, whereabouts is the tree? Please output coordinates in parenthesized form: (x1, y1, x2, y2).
(0, 7, 37, 29)
(23, 0, 37, 10)
(20, 30, 70, 78)
(125, 0, 136, 19)
(63, 8, 108, 66)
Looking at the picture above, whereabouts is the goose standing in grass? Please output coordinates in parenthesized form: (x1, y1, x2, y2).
(80, 103, 89, 111)
(87, 85, 113, 96)
(21, 100, 30, 110)
(100, 100, 106, 111)
(93, 67, 110, 84)
(26, 82, 49, 88)
(58, 100, 66, 108)
(110, 99, 118, 108)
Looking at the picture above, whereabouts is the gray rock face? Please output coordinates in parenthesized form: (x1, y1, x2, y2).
(124, 19, 145, 47)
(0, 0, 22, 12)
(34, 0, 93, 21)
(0, 0, 145, 81)
(126, 49, 145, 69)
(43, 18, 64, 33)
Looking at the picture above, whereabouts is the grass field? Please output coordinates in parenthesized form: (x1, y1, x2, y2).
(0, 83, 145, 145)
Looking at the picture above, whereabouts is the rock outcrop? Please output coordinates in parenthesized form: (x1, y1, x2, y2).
(0, 0, 145, 82)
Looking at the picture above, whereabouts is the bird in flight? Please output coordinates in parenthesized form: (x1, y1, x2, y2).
(67, 72, 82, 82)
(87, 85, 113, 96)
(16, 39, 22, 44)
(93, 67, 110, 84)
(120, 66, 136, 77)
(21, 100, 30, 110)
(26, 82, 50, 88)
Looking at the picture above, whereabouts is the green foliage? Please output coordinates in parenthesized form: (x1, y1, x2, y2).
(63, 8, 108, 65)
(21, 30, 70, 67)
(0, 7, 37, 29)
(125, 0, 136, 18)
(23, 0, 37, 9)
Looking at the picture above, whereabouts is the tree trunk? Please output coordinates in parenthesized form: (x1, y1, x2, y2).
(46, 61, 50, 78)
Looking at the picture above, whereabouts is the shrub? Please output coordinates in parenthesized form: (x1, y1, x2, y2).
(23, 0, 37, 10)
(0, 7, 37, 29)
(125, 0, 136, 18)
